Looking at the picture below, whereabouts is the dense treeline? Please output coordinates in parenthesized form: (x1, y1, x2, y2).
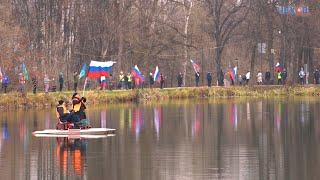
(0, 0, 320, 89)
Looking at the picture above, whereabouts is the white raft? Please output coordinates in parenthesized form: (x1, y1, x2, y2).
(33, 134, 115, 139)
(33, 128, 116, 137)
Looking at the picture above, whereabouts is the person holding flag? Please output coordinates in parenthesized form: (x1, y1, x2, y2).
(131, 65, 145, 89)
(190, 60, 201, 87)
(195, 71, 200, 87)
(86, 60, 116, 91)
(153, 66, 161, 84)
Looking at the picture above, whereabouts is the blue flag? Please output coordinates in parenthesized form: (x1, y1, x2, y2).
(22, 63, 29, 81)
(79, 63, 88, 79)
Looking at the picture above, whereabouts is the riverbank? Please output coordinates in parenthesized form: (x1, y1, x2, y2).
(0, 86, 320, 109)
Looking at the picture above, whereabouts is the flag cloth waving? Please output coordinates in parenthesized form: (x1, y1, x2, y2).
(131, 65, 145, 85)
(153, 66, 160, 83)
(190, 60, 200, 72)
(87, 61, 116, 78)
(22, 63, 29, 80)
(79, 63, 88, 79)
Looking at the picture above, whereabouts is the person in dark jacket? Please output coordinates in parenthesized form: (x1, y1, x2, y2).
(177, 72, 183, 87)
(2, 74, 9, 93)
(72, 93, 87, 121)
(281, 68, 288, 85)
(313, 68, 320, 84)
(218, 70, 224, 86)
(149, 73, 154, 88)
(124, 74, 129, 89)
(265, 71, 271, 85)
(160, 73, 165, 89)
(195, 71, 200, 87)
(59, 73, 64, 92)
(73, 71, 78, 92)
(207, 72, 212, 87)
(31, 76, 38, 94)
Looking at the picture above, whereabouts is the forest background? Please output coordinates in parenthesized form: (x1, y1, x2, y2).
(0, 0, 319, 89)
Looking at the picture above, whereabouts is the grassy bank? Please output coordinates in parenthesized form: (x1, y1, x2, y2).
(0, 86, 320, 109)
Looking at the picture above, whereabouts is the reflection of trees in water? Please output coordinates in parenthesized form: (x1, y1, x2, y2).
(56, 138, 88, 177)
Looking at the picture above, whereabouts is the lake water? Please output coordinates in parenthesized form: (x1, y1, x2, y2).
(0, 98, 320, 180)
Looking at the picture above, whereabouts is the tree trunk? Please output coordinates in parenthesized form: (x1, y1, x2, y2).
(182, 0, 193, 87)
(215, 47, 223, 86)
(250, 43, 257, 86)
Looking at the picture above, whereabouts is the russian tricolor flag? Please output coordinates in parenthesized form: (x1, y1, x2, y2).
(190, 60, 200, 72)
(131, 65, 145, 85)
(87, 61, 116, 78)
(153, 66, 160, 83)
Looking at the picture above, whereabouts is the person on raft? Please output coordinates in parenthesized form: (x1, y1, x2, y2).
(72, 93, 87, 121)
(56, 100, 80, 124)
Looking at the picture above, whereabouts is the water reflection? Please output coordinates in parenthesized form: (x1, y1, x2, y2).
(132, 108, 144, 138)
(153, 107, 162, 139)
(56, 138, 87, 177)
(0, 98, 320, 179)
(192, 105, 201, 138)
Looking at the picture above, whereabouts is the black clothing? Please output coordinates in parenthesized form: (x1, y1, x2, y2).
(265, 71, 271, 84)
(218, 70, 224, 86)
(281, 70, 287, 85)
(124, 75, 128, 89)
(207, 73, 212, 87)
(160, 74, 165, 89)
(32, 77, 37, 94)
(72, 97, 87, 120)
(195, 72, 200, 87)
(149, 75, 154, 87)
(73, 73, 78, 92)
(59, 75, 64, 91)
(177, 74, 183, 87)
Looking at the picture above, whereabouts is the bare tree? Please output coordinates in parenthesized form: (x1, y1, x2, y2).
(204, 0, 249, 86)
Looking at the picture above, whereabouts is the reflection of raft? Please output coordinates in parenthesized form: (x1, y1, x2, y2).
(33, 128, 116, 137)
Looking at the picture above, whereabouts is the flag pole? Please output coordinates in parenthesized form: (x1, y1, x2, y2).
(82, 77, 88, 97)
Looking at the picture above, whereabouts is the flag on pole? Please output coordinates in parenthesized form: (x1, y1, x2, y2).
(228, 68, 235, 82)
(131, 65, 145, 85)
(190, 60, 200, 72)
(22, 63, 29, 80)
(87, 61, 116, 78)
(233, 66, 238, 77)
(79, 63, 88, 79)
(275, 62, 283, 72)
(153, 66, 160, 83)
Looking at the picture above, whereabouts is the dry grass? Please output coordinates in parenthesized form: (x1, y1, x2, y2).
(0, 86, 320, 109)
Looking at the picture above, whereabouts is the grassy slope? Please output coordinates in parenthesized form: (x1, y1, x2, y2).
(0, 86, 319, 109)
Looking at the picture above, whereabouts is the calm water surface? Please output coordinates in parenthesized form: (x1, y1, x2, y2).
(0, 98, 320, 180)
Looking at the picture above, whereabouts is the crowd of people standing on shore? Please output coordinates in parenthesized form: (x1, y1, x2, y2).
(0, 65, 319, 94)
